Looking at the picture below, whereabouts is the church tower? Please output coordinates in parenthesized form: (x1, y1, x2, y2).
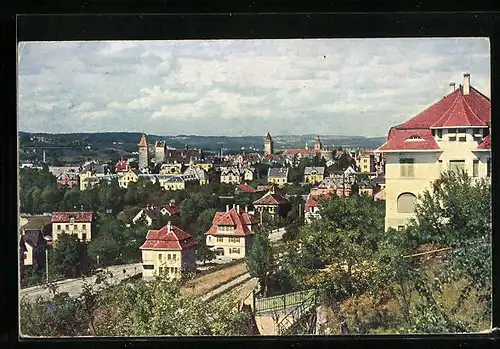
(265, 132, 274, 155)
(138, 134, 149, 169)
(314, 135, 322, 150)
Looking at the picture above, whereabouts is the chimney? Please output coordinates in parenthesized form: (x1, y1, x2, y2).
(449, 82, 456, 93)
(167, 221, 171, 232)
(463, 73, 470, 95)
(226, 204, 230, 212)
(233, 204, 236, 209)
(237, 205, 240, 214)
(245, 205, 248, 212)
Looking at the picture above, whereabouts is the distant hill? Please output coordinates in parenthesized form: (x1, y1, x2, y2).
(18, 131, 386, 165)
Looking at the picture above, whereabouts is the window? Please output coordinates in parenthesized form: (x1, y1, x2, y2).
(458, 136, 466, 142)
(217, 236, 224, 242)
(172, 254, 177, 260)
(397, 193, 417, 214)
(167, 254, 171, 260)
(229, 237, 240, 243)
(170, 267, 175, 273)
(431, 129, 436, 137)
(458, 128, 466, 134)
(143, 264, 154, 270)
(399, 158, 414, 177)
(473, 160, 479, 177)
(57, 225, 61, 230)
(437, 129, 443, 139)
(159, 254, 162, 261)
(448, 128, 457, 134)
(65, 224, 69, 230)
(449, 136, 457, 142)
(449, 160, 465, 172)
(174, 267, 178, 273)
(484, 128, 490, 138)
(159, 267, 164, 274)
(82, 233, 87, 241)
(487, 158, 491, 177)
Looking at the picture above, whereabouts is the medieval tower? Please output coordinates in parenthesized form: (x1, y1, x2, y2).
(154, 140, 165, 164)
(314, 135, 322, 150)
(264, 132, 274, 155)
(138, 134, 149, 169)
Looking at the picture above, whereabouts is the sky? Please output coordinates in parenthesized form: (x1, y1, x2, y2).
(18, 38, 490, 138)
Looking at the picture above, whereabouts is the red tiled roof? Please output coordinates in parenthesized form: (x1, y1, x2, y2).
(238, 183, 257, 193)
(378, 129, 441, 152)
(379, 86, 490, 152)
(114, 160, 128, 172)
(304, 193, 331, 211)
(205, 208, 258, 237)
(476, 134, 491, 150)
(164, 204, 180, 215)
(253, 191, 290, 206)
(137, 134, 147, 147)
(140, 223, 196, 250)
(430, 96, 486, 128)
(51, 212, 93, 223)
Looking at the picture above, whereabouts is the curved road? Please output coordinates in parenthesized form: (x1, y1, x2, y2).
(20, 263, 142, 302)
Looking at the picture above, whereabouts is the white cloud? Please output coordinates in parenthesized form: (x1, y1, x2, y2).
(18, 38, 490, 137)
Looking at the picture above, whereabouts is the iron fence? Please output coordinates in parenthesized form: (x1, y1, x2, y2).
(254, 289, 315, 315)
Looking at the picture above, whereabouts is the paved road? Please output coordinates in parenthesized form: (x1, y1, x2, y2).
(201, 272, 252, 302)
(20, 263, 143, 302)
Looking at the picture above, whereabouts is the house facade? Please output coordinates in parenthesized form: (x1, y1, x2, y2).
(205, 205, 259, 259)
(304, 193, 331, 223)
(377, 74, 491, 231)
(118, 169, 141, 189)
(267, 167, 289, 186)
(20, 229, 47, 269)
(357, 152, 376, 173)
(253, 189, 292, 218)
(303, 166, 325, 184)
(140, 222, 197, 279)
(51, 211, 94, 242)
(220, 168, 243, 184)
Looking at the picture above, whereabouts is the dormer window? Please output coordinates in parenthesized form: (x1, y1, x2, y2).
(483, 128, 490, 138)
(69, 217, 75, 224)
(437, 129, 443, 139)
(405, 135, 425, 142)
(449, 128, 457, 134)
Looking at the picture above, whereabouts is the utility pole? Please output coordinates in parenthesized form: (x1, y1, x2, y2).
(45, 248, 49, 283)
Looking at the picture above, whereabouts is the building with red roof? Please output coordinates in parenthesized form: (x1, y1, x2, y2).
(377, 74, 491, 231)
(140, 221, 197, 279)
(236, 183, 257, 193)
(51, 211, 94, 242)
(253, 188, 292, 218)
(304, 192, 332, 223)
(205, 205, 259, 259)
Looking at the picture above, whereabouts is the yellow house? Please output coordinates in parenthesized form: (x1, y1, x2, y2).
(377, 74, 491, 231)
(51, 211, 93, 242)
(194, 162, 214, 172)
(183, 166, 210, 186)
(140, 221, 197, 279)
(205, 205, 259, 259)
(357, 152, 375, 173)
(159, 163, 183, 175)
(118, 169, 141, 189)
(303, 166, 325, 184)
(267, 167, 289, 186)
(156, 175, 186, 191)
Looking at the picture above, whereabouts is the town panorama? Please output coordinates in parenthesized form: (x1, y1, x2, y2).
(18, 39, 491, 336)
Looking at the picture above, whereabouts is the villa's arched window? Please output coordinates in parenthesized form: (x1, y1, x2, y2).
(397, 193, 417, 214)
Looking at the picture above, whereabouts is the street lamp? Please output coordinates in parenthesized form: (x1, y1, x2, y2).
(43, 235, 52, 284)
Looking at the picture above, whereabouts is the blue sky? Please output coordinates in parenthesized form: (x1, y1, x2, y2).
(18, 38, 490, 137)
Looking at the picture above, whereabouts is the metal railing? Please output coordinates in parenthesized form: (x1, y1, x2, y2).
(275, 290, 316, 335)
(254, 289, 315, 315)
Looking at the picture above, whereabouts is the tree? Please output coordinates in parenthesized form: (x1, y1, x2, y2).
(246, 230, 275, 296)
(402, 170, 492, 329)
(49, 233, 87, 279)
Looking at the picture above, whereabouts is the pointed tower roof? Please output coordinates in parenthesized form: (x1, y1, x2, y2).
(138, 134, 147, 147)
(266, 132, 272, 140)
